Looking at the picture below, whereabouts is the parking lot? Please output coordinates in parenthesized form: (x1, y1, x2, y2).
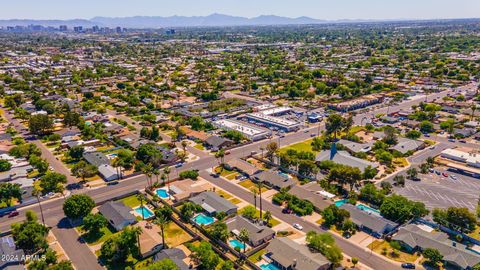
(394, 167, 479, 211)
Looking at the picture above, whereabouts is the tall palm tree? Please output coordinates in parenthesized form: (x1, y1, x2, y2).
(155, 215, 168, 248)
(163, 167, 171, 188)
(142, 163, 154, 189)
(137, 194, 145, 220)
(238, 228, 249, 254)
(32, 188, 45, 226)
(129, 226, 143, 257)
(471, 104, 477, 120)
(257, 182, 263, 221)
(251, 188, 257, 211)
(181, 140, 188, 153)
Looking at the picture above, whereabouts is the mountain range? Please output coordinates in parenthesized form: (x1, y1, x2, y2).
(0, 14, 331, 28)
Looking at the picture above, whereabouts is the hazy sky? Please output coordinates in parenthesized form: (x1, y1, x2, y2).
(2, 0, 479, 20)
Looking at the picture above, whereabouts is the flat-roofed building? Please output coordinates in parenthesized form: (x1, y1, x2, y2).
(213, 119, 271, 141)
(245, 113, 301, 132)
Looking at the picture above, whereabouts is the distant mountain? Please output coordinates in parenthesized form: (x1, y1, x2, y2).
(0, 19, 96, 27)
(90, 14, 328, 28)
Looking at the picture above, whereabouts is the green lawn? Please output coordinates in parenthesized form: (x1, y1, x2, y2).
(216, 190, 233, 199)
(239, 207, 281, 227)
(194, 143, 205, 150)
(238, 179, 269, 193)
(368, 240, 419, 263)
(280, 138, 315, 153)
(214, 166, 236, 177)
(120, 195, 142, 208)
(164, 222, 193, 247)
(229, 198, 242, 205)
(468, 227, 480, 240)
(79, 225, 116, 245)
(248, 249, 266, 263)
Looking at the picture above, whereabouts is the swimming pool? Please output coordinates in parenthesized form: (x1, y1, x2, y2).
(193, 213, 215, 226)
(229, 239, 246, 250)
(356, 203, 380, 214)
(155, 189, 169, 199)
(260, 263, 281, 270)
(278, 172, 289, 178)
(334, 199, 348, 207)
(134, 206, 155, 219)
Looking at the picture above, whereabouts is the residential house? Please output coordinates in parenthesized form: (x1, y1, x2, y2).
(98, 164, 119, 182)
(153, 248, 190, 270)
(393, 224, 480, 270)
(0, 236, 25, 270)
(169, 179, 208, 201)
(189, 191, 237, 215)
(252, 170, 295, 189)
(339, 204, 398, 238)
(315, 144, 378, 172)
(265, 237, 331, 270)
(289, 182, 334, 211)
(227, 158, 262, 177)
(337, 139, 373, 154)
(83, 151, 110, 167)
(98, 201, 136, 231)
(225, 215, 275, 247)
(390, 138, 425, 155)
(204, 136, 234, 151)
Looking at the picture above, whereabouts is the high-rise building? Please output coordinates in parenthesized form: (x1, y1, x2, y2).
(73, 26, 83, 32)
(59, 25, 68, 31)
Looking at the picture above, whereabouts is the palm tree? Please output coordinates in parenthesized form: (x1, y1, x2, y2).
(129, 226, 143, 257)
(257, 182, 263, 221)
(153, 168, 160, 185)
(259, 146, 265, 158)
(32, 188, 45, 226)
(137, 194, 145, 220)
(264, 211, 272, 226)
(155, 215, 168, 248)
(142, 163, 154, 189)
(471, 104, 477, 120)
(163, 167, 171, 188)
(238, 228, 249, 254)
(181, 140, 188, 153)
(251, 188, 257, 211)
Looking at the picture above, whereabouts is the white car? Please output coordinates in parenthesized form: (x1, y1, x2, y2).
(293, 223, 303, 230)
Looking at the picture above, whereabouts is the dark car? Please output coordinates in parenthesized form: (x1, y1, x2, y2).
(8, 211, 19, 218)
(401, 263, 415, 269)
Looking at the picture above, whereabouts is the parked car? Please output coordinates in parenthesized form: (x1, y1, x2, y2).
(450, 175, 457, 180)
(224, 151, 231, 155)
(435, 170, 441, 175)
(293, 223, 303, 230)
(459, 140, 467, 143)
(401, 263, 415, 269)
(8, 211, 19, 218)
(442, 172, 448, 177)
(310, 133, 316, 137)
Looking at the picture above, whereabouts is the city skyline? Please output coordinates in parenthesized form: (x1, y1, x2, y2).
(2, 0, 480, 21)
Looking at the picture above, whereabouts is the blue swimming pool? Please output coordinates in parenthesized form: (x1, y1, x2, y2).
(134, 206, 154, 219)
(356, 203, 380, 214)
(260, 263, 281, 270)
(229, 239, 246, 250)
(155, 189, 169, 199)
(193, 213, 215, 226)
(278, 172, 289, 178)
(334, 199, 348, 207)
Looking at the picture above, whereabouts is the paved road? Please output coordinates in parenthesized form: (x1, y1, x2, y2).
(0, 86, 465, 269)
(2, 108, 77, 184)
(199, 170, 403, 270)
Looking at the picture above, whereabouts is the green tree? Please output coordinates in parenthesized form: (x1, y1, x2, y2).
(179, 170, 199, 180)
(209, 222, 229, 242)
(321, 205, 350, 228)
(29, 114, 53, 135)
(71, 160, 98, 182)
(406, 167, 418, 180)
(423, 248, 443, 267)
(238, 228, 250, 253)
(190, 241, 220, 270)
(11, 210, 49, 254)
(326, 114, 344, 139)
(146, 259, 179, 270)
(432, 207, 477, 233)
(306, 231, 343, 265)
(265, 141, 279, 162)
(241, 205, 257, 220)
(0, 159, 12, 172)
(380, 194, 429, 223)
(83, 213, 107, 237)
(39, 172, 67, 194)
(63, 194, 95, 220)
(0, 182, 22, 206)
(67, 145, 85, 161)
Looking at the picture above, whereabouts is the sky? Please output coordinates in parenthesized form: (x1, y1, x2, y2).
(1, 0, 479, 20)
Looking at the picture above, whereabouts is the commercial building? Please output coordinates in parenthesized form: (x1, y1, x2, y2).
(213, 119, 271, 141)
(328, 95, 382, 112)
(244, 112, 301, 132)
(441, 148, 480, 168)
